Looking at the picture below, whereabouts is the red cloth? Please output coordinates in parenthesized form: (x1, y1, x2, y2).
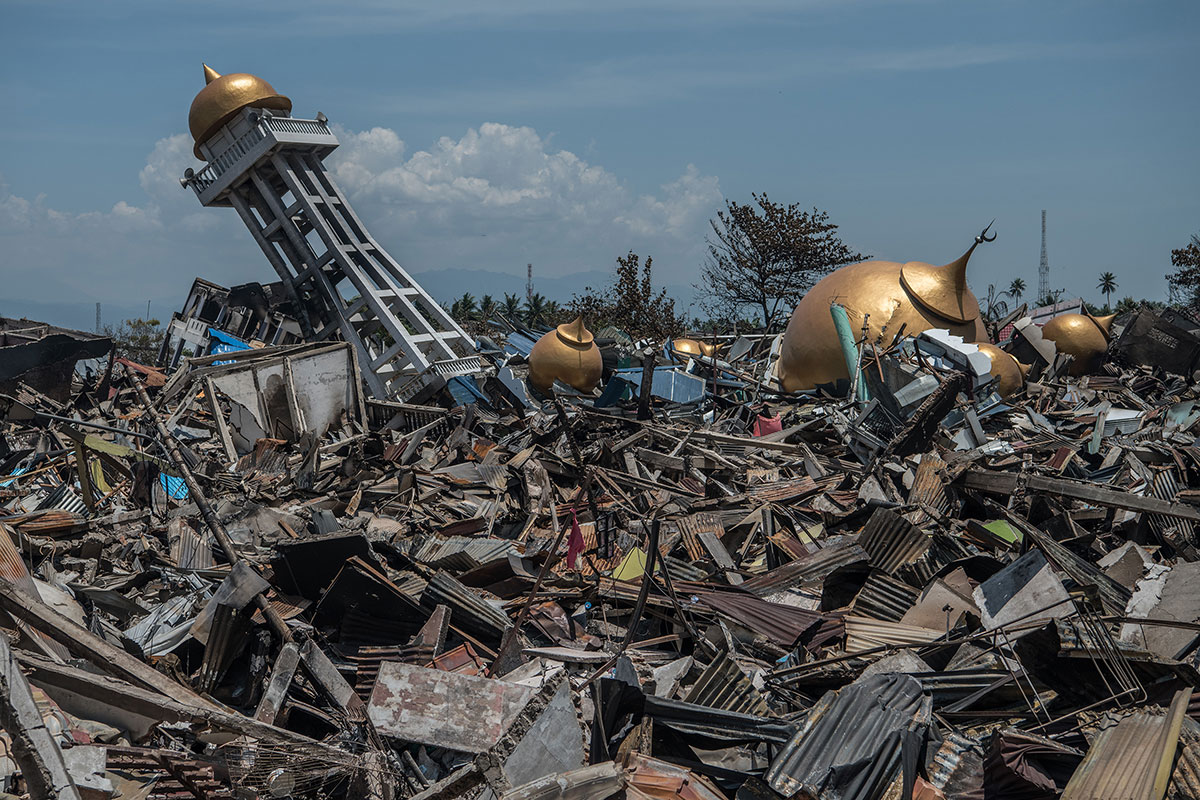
(753, 414, 783, 437)
(567, 508, 585, 569)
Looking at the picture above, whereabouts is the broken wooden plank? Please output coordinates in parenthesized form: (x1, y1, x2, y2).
(960, 469, 1200, 522)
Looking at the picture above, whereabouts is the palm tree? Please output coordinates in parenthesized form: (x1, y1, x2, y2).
(1097, 272, 1118, 311)
(983, 284, 1011, 321)
(478, 294, 498, 323)
(1007, 278, 1026, 304)
(524, 293, 550, 326)
(450, 292, 477, 322)
(502, 293, 523, 320)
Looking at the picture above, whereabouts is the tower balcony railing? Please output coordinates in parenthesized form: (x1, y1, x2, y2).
(185, 113, 339, 205)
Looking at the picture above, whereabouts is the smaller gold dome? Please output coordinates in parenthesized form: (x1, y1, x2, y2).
(672, 338, 720, 358)
(1041, 313, 1114, 376)
(188, 65, 292, 158)
(527, 317, 603, 394)
(976, 342, 1029, 398)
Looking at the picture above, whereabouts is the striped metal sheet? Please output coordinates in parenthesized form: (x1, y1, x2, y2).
(739, 539, 870, 597)
(766, 672, 931, 800)
(684, 651, 771, 717)
(1062, 690, 1188, 800)
(851, 571, 918, 622)
(859, 507, 930, 574)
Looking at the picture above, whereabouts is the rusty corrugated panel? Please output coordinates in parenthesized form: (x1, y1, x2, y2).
(1168, 719, 1200, 800)
(739, 539, 870, 597)
(860, 507, 930, 574)
(693, 588, 823, 647)
(766, 672, 931, 800)
(910, 451, 951, 516)
(683, 651, 770, 716)
(851, 571, 918, 622)
(676, 513, 724, 562)
(625, 753, 728, 800)
(927, 730, 985, 797)
(106, 745, 233, 798)
(746, 476, 819, 503)
(1062, 690, 1189, 800)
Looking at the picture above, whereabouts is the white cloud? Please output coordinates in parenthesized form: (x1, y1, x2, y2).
(1, 122, 722, 316)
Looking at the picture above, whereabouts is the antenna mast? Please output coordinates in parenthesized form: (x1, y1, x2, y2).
(1038, 209, 1050, 304)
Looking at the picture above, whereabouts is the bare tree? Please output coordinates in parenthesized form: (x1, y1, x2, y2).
(698, 194, 865, 329)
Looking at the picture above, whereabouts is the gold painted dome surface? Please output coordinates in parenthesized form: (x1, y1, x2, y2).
(1040, 313, 1114, 377)
(188, 65, 292, 158)
(672, 338, 719, 358)
(975, 342, 1028, 398)
(778, 232, 992, 391)
(528, 317, 603, 394)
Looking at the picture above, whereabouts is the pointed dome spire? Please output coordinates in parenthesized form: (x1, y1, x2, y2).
(188, 65, 292, 158)
(1092, 313, 1116, 338)
(899, 223, 994, 323)
(203, 64, 221, 84)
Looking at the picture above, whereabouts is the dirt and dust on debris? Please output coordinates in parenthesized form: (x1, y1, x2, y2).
(2, 300, 1200, 800)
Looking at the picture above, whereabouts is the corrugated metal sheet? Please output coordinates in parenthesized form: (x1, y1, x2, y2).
(1062, 690, 1189, 800)
(683, 651, 770, 716)
(421, 572, 512, 643)
(843, 616, 944, 654)
(927, 730, 985, 797)
(410, 535, 515, 571)
(851, 571, 918, 622)
(766, 672, 931, 800)
(740, 539, 870, 597)
(694, 588, 823, 647)
(1169, 718, 1200, 800)
(909, 451, 951, 517)
(859, 507, 930, 574)
(676, 513, 724, 562)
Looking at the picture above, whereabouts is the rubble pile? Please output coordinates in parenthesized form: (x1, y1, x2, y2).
(1, 309, 1200, 800)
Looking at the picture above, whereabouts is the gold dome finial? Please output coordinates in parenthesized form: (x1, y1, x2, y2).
(188, 65, 292, 158)
(899, 222, 994, 324)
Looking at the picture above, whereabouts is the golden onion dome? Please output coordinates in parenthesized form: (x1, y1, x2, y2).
(778, 229, 993, 391)
(1040, 312, 1114, 377)
(188, 65, 292, 158)
(527, 317, 603, 394)
(672, 338, 720, 358)
(975, 342, 1029, 398)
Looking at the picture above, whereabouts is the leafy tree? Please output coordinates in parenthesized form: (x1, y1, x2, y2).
(698, 194, 865, 329)
(570, 251, 685, 339)
(1097, 272, 1118, 312)
(103, 318, 164, 365)
(1007, 278, 1026, 304)
(1168, 234, 1200, 309)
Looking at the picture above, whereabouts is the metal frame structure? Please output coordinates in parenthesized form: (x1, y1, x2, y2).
(182, 107, 480, 399)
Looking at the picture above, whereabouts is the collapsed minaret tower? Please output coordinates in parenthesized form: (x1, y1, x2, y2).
(180, 65, 480, 398)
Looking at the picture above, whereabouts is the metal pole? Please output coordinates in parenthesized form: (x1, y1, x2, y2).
(129, 373, 293, 643)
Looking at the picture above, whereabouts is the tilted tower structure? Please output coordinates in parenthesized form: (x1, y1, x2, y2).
(1038, 209, 1050, 304)
(180, 66, 480, 399)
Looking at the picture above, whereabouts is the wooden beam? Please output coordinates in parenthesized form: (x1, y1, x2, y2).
(959, 469, 1200, 523)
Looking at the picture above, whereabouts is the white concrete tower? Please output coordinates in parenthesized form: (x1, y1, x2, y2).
(180, 65, 480, 399)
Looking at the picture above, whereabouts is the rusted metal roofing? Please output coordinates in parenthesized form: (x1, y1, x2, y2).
(766, 672, 931, 800)
(693, 588, 823, 647)
(739, 538, 870, 597)
(859, 507, 930, 574)
(850, 570, 918, 622)
(1061, 689, 1188, 800)
(683, 651, 770, 716)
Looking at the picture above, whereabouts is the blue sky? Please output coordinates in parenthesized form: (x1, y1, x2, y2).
(2, 0, 1197, 330)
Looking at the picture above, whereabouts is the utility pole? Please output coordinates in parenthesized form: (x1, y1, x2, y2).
(526, 262, 533, 305)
